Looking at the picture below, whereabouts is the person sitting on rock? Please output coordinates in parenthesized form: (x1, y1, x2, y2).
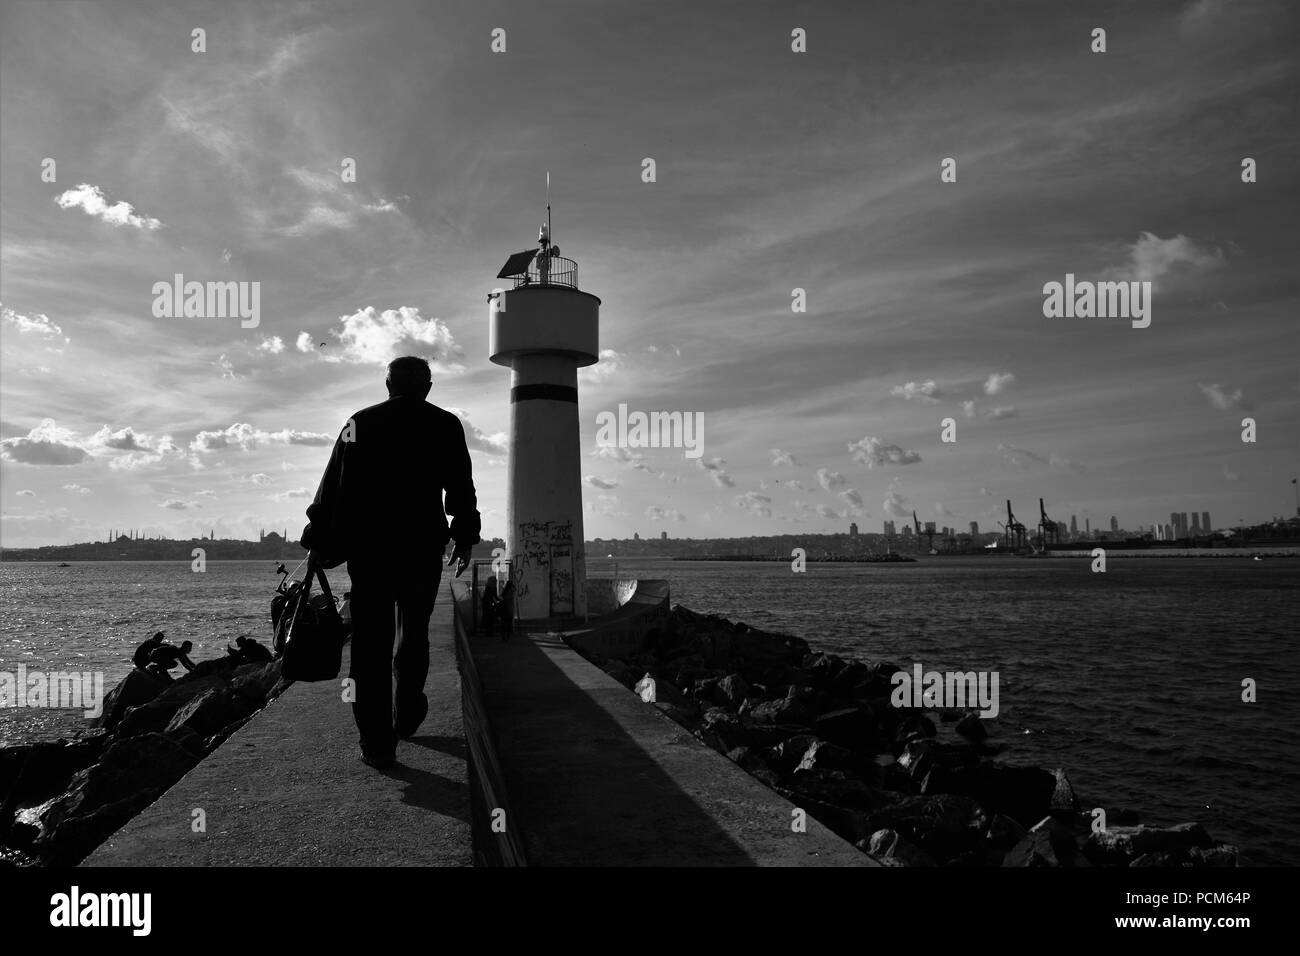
(132, 631, 167, 670)
(228, 635, 274, 663)
(149, 639, 195, 674)
(144, 660, 175, 683)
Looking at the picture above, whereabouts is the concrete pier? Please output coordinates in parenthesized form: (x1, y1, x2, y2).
(453, 582, 871, 867)
(81, 579, 871, 867)
(84, 583, 470, 867)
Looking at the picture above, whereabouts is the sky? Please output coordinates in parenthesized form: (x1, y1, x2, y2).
(1, 0, 1297, 548)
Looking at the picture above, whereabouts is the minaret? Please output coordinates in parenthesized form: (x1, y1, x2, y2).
(489, 188, 600, 621)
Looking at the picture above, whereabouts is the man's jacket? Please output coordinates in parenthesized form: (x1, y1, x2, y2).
(301, 395, 481, 564)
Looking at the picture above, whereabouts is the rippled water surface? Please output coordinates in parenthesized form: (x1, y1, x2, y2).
(2, 556, 1296, 864)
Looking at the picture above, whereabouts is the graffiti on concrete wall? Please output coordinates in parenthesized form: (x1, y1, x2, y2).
(516, 519, 574, 609)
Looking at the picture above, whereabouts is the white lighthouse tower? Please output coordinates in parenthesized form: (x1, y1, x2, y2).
(488, 192, 600, 621)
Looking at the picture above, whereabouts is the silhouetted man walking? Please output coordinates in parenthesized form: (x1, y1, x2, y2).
(301, 356, 480, 769)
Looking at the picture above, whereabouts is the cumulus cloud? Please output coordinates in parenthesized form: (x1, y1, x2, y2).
(54, 183, 162, 230)
(0, 419, 89, 465)
(189, 423, 333, 453)
(87, 426, 146, 451)
(848, 437, 921, 468)
(770, 448, 799, 467)
(446, 408, 509, 456)
(16, 489, 36, 496)
(584, 475, 619, 490)
(787, 479, 807, 491)
(296, 332, 314, 353)
(322, 307, 464, 371)
(816, 504, 839, 519)
(816, 468, 846, 490)
(161, 499, 195, 510)
(1115, 232, 1224, 287)
(579, 349, 626, 385)
(998, 443, 1049, 467)
(883, 490, 911, 519)
(2, 304, 70, 351)
(961, 400, 977, 418)
(1198, 383, 1247, 411)
(246, 473, 274, 485)
(984, 372, 1016, 395)
(734, 491, 773, 518)
(840, 488, 865, 514)
(890, 380, 942, 403)
(271, 488, 313, 501)
(986, 406, 1018, 420)
(998, 443, 1084, 472)
(697, 457, 735, 488)
(61, 483, 92, 495)
(645, 506, 686, 522)
(594, 444, 648, 470)
(259, 336, 286, 354)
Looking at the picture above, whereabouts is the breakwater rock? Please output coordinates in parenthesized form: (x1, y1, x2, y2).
(0, 648, 288, 867)
(588, 605, 1240, 867)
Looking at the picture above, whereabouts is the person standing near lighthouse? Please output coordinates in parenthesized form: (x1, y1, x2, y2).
(301, 355, 481, 769)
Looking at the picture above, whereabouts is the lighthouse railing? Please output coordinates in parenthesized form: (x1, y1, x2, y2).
(512, 254, 578, 290)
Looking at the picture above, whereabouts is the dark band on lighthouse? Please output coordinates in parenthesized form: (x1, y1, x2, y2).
(511, 384, 578, 404)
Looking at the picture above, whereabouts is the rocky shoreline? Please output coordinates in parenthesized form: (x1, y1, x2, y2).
(0, 651, 288, 867)
(586, 604, 1241, 867)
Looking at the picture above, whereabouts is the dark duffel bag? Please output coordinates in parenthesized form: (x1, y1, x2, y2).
(277, 568, 346, 682)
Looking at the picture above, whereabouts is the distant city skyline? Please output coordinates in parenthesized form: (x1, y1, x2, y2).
(2, 0, 1298, 549)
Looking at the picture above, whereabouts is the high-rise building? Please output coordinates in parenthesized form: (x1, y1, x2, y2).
(1180, 513, 1189, 538)
(970, 521, 980, 536)
(1085, 518, 1091, 536)
(901, 525, 913, 539)
(1056, 521, 1067, 538)
(1202, 511, 1211, 533)
(1110, 516, 1118, 532)
(883, 520, 896, 536)
(1165, 523, 1174, 541)
(850, 522, 858, 537)
(660, 531, 667, 540)
(1191, 513, 1201, 534)
(1070, 515, 1078, 536)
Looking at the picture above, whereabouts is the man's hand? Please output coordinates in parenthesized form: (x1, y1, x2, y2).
(306, 549, 325, 574)
(447, 543, 473, 578)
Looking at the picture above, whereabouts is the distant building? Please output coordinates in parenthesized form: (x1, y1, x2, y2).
(1191, 513, 1201, 534)
(633, 532, 640, 541)
(884, 520, 896, 536)
(849, 522, 858, 537)
(660, 530, 667, 540)
(1085, 518, 1091, 536)
(1202, 511, 1211, 533)
(969, 521, 979, 536)
(1070, 515, 1078, 537)
(901, 525, 913, 539)
(1180, 513, 1189, 537)
(1110, 516, 1118, 532)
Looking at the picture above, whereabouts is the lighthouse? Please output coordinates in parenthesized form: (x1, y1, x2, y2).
(488, 195, 600, 621)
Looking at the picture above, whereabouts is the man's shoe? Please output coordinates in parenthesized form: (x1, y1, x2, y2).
(360, 748, 396, 770)
(395, 694, 429, 740)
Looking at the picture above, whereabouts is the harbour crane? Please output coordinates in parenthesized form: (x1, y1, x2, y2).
(1037, 497, 1060, 550)
(1004, 500, 1028, 551)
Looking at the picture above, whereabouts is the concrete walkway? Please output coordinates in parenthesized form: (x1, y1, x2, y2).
(468, 623, 873, 866)
(85, 582, 470, 867)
